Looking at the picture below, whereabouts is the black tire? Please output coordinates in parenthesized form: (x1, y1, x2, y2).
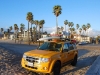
(52, 62, 61, 75)
(71, 55, 77, 66)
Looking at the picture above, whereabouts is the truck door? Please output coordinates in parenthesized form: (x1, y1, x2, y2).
(61, 43, 69, 63)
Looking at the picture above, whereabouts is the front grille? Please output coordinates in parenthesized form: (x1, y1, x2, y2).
(25, 56, 39, 63)
(25, 65, 37, 69)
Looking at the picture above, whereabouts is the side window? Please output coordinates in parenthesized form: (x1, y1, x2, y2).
(63, 43, 69, 52)
(68, 43, 74, 50)
(72, 43, 77, 49)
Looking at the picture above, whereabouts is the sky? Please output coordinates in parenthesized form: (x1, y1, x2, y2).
(0, 0, 100, 35)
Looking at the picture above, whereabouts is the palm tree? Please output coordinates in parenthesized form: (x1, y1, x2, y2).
(68, 22, 71, 28)
(76, 24, 79, 29)
(68, 22, 74, 39)
(38, 21, 41, 39)
(34, 20, 39, 41)
(20, 23, 25, 39)
(30, 20, 34, 41)
(76, 24, 79, 34)
(64, 20, 68, 31)
(7, 29, 10, 39)
(61, 26, 64, 31)
(0, 28, 4, 33)
(79, 28, 82, 35)
(40, 20, 45, 34)
(39, 20, 45, 37)
(82, 25, 87, 35)
(53, 5, 62, 34)
(26, 12, 33, 45)
(57, 27, 60, 34)
(70, 22, 74, 27)
(33, 26, 36, 42)
(33, 27, 36, 35)
(7, 26, 12, 39)
(71, 27, 75, 39)
(9, 26, 13, 32)
(82, 25, 87, 41)
(14, 24, 18, 43)
(86, 23, 91, 36)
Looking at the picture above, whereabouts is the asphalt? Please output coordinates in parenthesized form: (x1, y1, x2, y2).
(0, 39, 100, 75)
(78, 43, 100, 75)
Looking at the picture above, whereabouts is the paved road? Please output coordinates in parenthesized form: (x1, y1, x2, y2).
(0, 39, 38, 54)
(0, 40, 100, 75)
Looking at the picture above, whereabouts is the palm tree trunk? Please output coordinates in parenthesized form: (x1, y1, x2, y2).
(14, 30, 16, 43)
(70, 31, 72, 40)
(31, 23, 33, 42)
(38, 26, 40, 39)
(42, 27, 43, 38)
(56, 16, 58, 34)
(35, 25, 37, 42)
(28, 22, 30, 45)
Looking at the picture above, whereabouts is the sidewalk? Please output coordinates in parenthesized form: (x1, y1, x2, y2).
(86, 55, 100, 75)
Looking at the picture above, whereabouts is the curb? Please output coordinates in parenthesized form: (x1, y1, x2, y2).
(86, 55, 100, 75)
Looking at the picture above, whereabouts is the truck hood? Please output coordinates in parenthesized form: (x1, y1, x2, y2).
(24, 49, 60, 58)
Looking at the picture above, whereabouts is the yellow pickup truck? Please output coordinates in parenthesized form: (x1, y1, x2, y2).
(21, 37, 78, 75)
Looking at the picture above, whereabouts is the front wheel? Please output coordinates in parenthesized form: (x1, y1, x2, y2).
(71, 55, 77, 66)
(48, 62, 61, 75)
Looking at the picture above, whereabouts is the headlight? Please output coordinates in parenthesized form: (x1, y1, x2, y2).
(23, 54, 27, 59)
(39, 58, 50, 63)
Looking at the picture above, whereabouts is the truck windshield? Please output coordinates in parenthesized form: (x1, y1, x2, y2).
(38, 42, 62, 51)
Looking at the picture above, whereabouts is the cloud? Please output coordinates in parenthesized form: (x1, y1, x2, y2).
(44, 27, 100, 37)
(88, 28, 100, 37)
(44, 26, 56, 33)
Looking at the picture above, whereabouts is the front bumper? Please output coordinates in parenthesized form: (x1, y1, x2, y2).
(21, 58, 51, 73)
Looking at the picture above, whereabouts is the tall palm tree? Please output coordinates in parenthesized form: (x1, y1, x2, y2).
(68, 22, 74, 39)
(82, 25, 87, 41)
(34, 20, 39, 41)
(14, 24, 18, 43)
(86, 23, 91, 36)
(26, 12, 33, 45)
(64, 20, 68, 31)
(70, 22, 74, 27)
(39, 20, 45, 37)
(79, 28, 82, 35)
(68, 22, 71, 28)
(57, 27, 60, 34)
(76, 24, 79, 29)
(9, 26, 13, 32)
(76, 24, 79, 35)
(33, 26, 36, 42)
(53, 5, 62, 34)
(71, 27, 75, 39)
(72, 27, 75, 33)
(0, 28, 4, 33)
(9, 26, 13, 38)
(61, 26, 64, 31)
(82, 25, 87, 35)
(30, 20, 34, 41)
(20, 23, 25, 38)
(38, 21, 41, 39)
(7, 29, 10, 39)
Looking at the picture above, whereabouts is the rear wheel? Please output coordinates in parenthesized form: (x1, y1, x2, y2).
(71, 55, 77, 66)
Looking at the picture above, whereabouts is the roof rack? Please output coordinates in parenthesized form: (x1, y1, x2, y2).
(38, 36, 70, 42)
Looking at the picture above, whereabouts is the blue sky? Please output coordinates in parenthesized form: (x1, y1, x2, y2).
(0, 0, 100, 32)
